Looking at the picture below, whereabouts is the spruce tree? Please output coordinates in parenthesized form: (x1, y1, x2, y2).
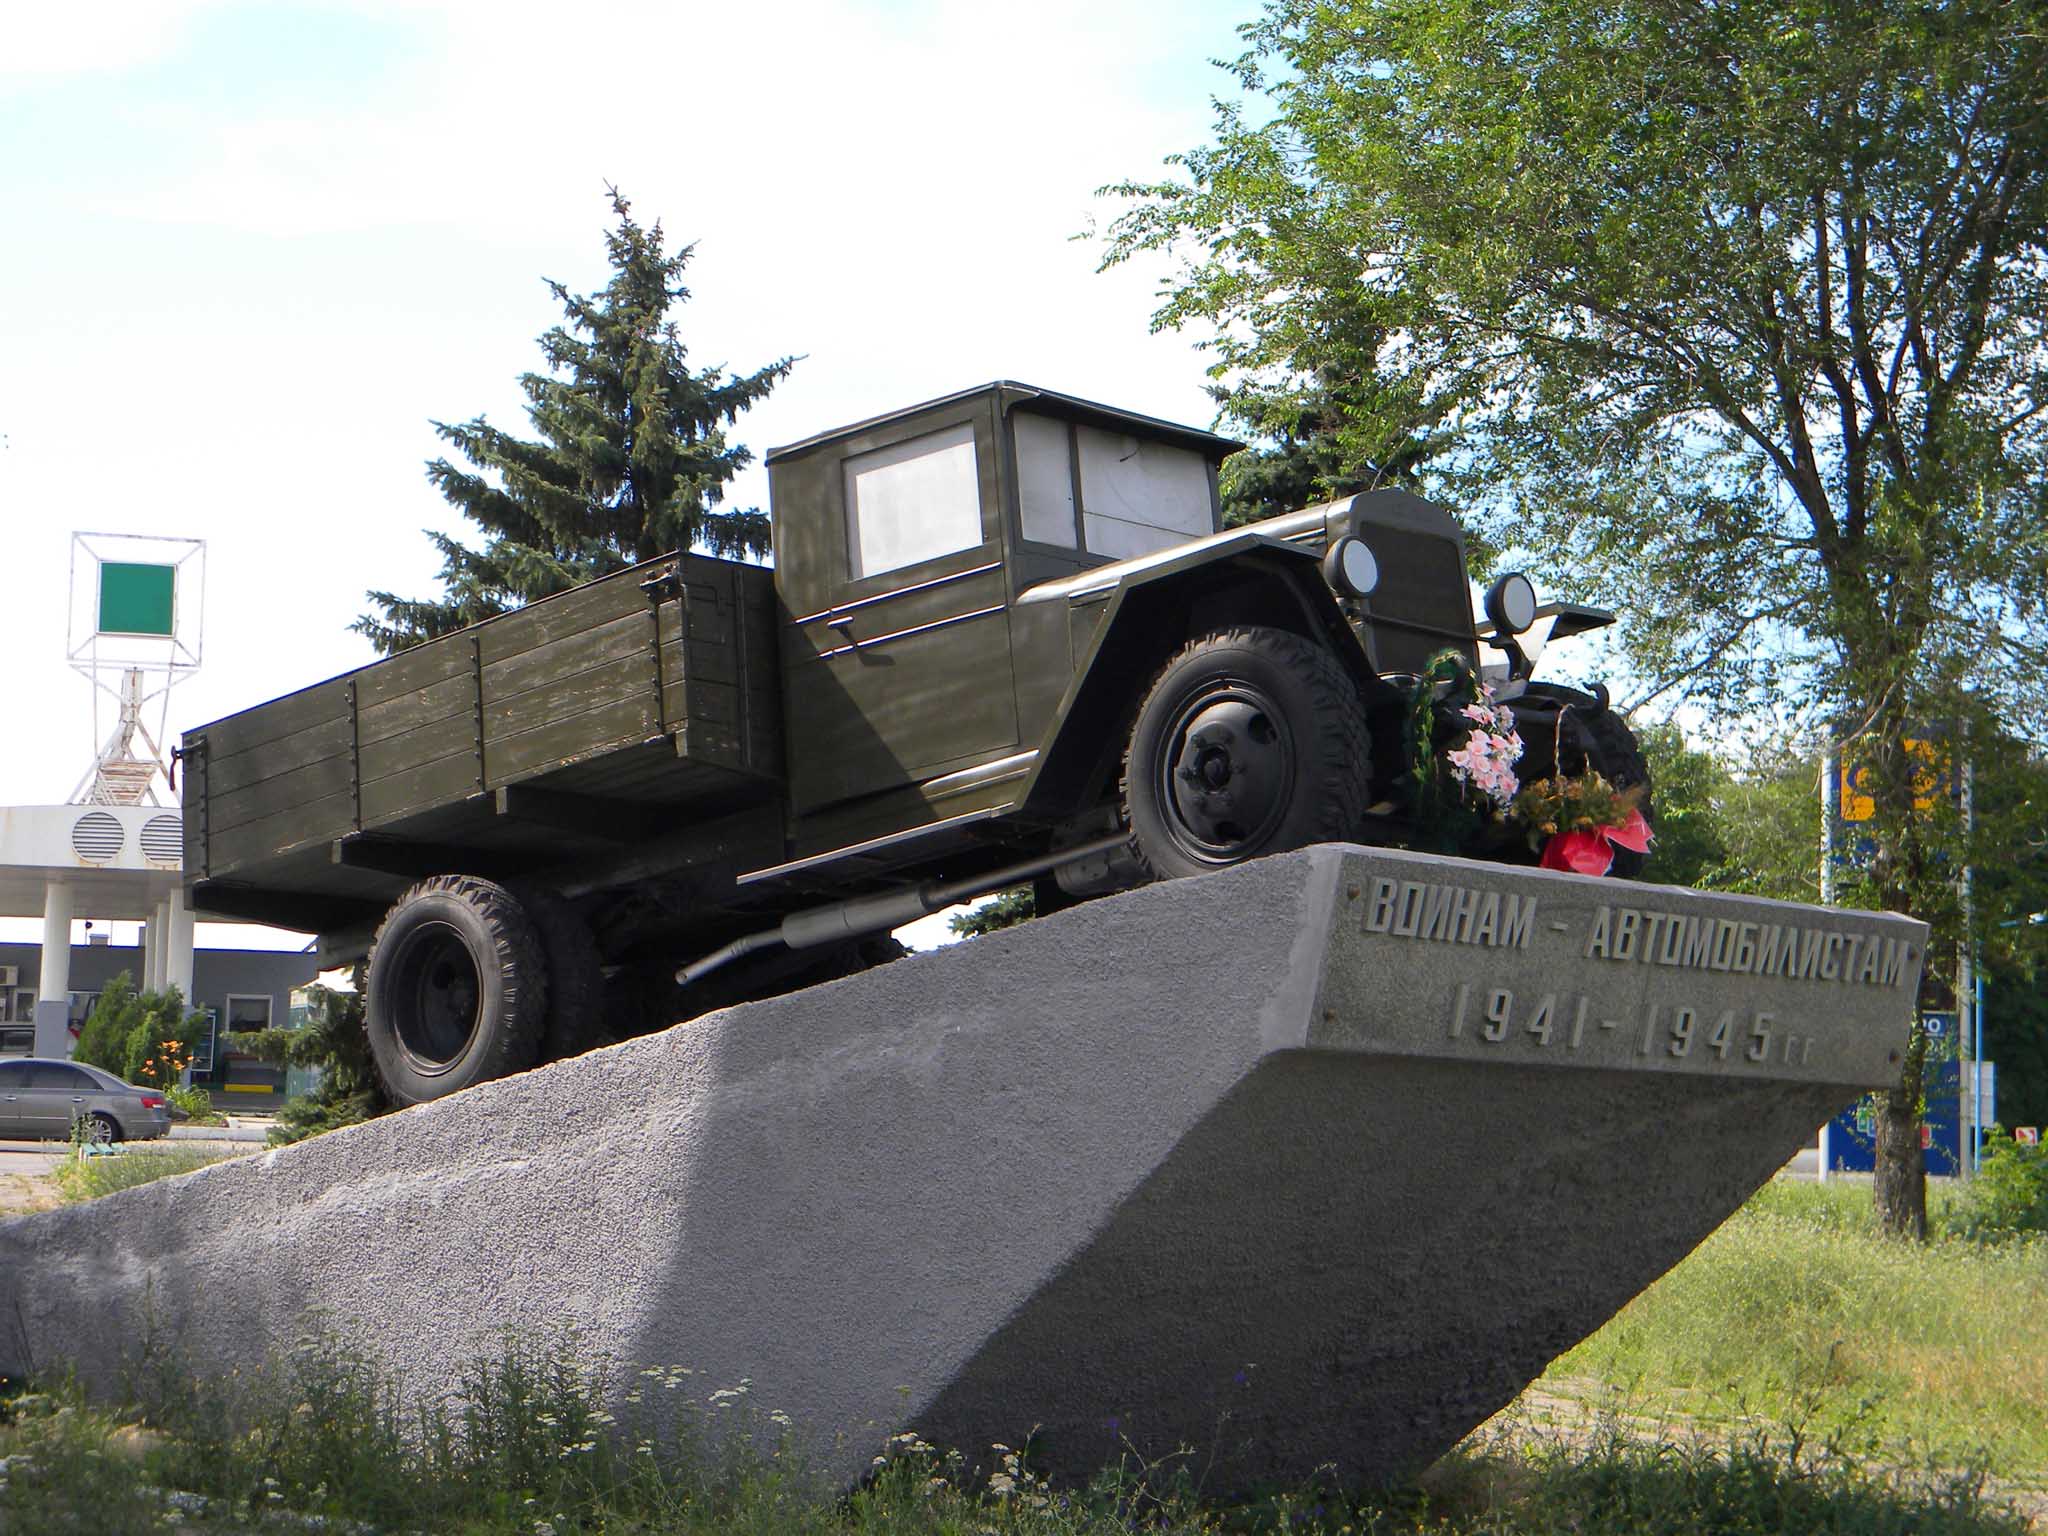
(357, 188, 792, 653)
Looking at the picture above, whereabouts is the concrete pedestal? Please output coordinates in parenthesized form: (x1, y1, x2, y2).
(0, 846, 1922, 1491)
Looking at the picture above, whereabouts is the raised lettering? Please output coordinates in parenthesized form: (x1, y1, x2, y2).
(1747, 1012, 1773, 1062)
(1821, 934, 1842, 980)
(1470, 892, 1501, 947)
(1366, 877, 1399, 932)
(1421, 883, 1456, 941)
(1502, 895, 1535, 950)
(1638, 913, 1671, 962)
(1614, 909, 1640, 961)
(1586, 906, 1612, 959)
(1710, 921, 1736, 971)
(1733, 922, 1758, 972)
(1393, 881, 1424, 937)
(1483, 988, 1512, 1042)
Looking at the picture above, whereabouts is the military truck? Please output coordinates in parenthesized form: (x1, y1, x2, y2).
(181, 382, 1649, 1106)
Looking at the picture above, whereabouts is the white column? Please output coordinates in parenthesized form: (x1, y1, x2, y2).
(35, 881, 74, 1057)
(167, 887, 195, 1003)
(151, 900, 172, 992)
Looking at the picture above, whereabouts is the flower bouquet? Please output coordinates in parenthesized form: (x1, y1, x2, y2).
(1511, 770, 1652, 876)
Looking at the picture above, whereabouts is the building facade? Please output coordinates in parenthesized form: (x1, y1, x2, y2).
(0, 941, 318, 1100)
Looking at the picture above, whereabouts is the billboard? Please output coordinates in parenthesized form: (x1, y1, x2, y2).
(97, 561, 178, 638)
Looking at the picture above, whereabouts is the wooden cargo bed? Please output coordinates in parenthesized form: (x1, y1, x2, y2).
(183, 553, 782, 928)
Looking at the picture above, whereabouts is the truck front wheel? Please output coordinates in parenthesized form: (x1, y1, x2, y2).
(1121, 626, 1372, 881)
(365, 875, 549, 1106)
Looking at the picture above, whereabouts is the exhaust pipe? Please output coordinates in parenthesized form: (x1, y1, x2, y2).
(676, 833, 1129, 987)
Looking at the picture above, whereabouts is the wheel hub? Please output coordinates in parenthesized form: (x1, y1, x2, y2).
(389, 920, 483, 1073)
(1162, 690, 1293, 857)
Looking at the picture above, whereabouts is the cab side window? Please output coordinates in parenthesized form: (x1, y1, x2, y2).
(843, 422, 983, 579)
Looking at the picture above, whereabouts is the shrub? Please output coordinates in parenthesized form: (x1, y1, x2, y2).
(1945, 1134, 2048, 1242)
(164, 1084, 223, 1125)
(72, 974, 207, 1091)
(53, 1147, 236, 1203)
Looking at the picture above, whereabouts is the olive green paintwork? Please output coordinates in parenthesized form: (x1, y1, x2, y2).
(181, 382, 1489, 959)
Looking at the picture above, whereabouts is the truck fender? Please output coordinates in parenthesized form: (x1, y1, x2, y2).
(1019, 541, 1376, 819)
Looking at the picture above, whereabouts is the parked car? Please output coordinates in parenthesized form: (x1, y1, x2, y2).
(0, 1058, 172, 1144)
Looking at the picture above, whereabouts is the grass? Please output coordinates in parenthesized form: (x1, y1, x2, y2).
(0, 1353, 2031, 1536)
(50, 1145, 240, 1204)
(2, 1177, 2043, 1534)
(1545, 1178, 2048, 1481)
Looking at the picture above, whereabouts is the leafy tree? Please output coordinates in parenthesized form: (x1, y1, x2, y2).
(1105, 0, 2048, 1237)
(73, 973, 201, 1090)
(947, 886, 1036, 939)
(357, 189, 793, 653)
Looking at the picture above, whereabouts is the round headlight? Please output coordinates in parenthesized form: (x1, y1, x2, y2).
(1485, 571, 1539, 635)
(1322, 536, 1380, 599)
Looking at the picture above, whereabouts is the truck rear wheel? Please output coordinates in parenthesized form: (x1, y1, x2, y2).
(1121, 626, 1372, 881)
(365, 875, 549, 1106)
(512, 885, 608, 1063)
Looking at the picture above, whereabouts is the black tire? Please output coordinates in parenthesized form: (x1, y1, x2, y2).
(82, 1111, 119, 1145)
(512, 885, 608, 1064)
(365, 875, 549, 1106)
(1521, 685, 1654, 879)
(1120, 626, 1372, 881)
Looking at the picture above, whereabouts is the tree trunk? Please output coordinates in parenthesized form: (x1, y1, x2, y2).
(1873, 1085, 1928, 1240)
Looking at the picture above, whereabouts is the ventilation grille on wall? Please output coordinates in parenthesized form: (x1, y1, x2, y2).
(140, 814, 183, 864)
(71, 811, 125, 863)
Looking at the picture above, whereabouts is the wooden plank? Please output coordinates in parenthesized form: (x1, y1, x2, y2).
(486, 697, 655, 784)
(482, 652, 655, 743)
(358, 715, 478, 785)
(684, 587, 736, 645)
(354, 640, 472, 709)
(357, 673, 475, 747)
(483, 610, 649, 700)
(210, 788, 357, 869)
(360, 750, 487, 829)
(199, 681, 351, 760)
(479, 571, 649, 664)
(208, 754, 354, 836)
(204, 715, 354, 796)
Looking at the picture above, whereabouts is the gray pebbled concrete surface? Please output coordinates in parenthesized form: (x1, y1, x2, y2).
(0, 846, 1922, 1492)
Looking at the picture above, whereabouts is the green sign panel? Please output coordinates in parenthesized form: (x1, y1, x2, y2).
(98, 561, 176, 637)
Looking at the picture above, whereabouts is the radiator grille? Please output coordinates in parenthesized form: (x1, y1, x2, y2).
(1361, 528, 1474, 673)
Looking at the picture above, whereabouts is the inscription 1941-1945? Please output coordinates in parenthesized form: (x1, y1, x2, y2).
(1324, 863, 1925, 1086)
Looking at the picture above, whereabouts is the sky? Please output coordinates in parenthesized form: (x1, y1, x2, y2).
(0, 0, 1256, 950)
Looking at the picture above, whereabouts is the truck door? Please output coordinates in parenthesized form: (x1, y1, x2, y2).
(773, 405, 1020, 815)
